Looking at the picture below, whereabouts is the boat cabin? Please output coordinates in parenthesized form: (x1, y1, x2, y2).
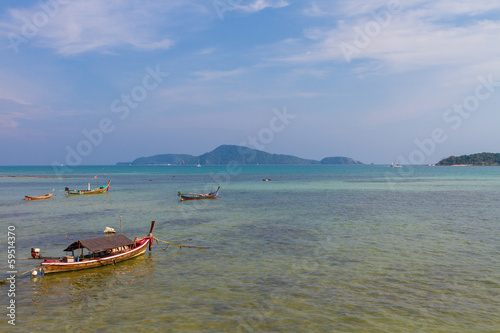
(63, 234, 136, 260)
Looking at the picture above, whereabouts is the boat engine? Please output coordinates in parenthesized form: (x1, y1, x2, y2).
(31, 248, 41, 259)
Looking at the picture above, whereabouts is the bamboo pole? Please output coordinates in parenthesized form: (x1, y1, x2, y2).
(0, 268, 38, 285)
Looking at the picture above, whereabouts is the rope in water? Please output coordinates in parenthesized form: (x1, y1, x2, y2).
(0, 268, 40, 285)
(153, 237, 210, 249)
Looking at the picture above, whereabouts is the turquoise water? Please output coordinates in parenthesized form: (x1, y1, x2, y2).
(0, 165, 499, 332)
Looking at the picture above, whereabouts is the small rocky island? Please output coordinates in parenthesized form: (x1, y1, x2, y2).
(437, 152, 500, 166)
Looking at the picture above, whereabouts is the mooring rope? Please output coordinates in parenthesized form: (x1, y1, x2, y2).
(153, 237, 210, 249)
(0, 268, 39, 285)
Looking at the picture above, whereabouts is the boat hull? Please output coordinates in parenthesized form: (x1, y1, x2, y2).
(180, 194, 218, 201)
(179, 186, 220, 201)
(25, 194, 53, 200)
(25, 189, 54, 200)
(41, 238, 150, 274)
(66, 188, 108, 195)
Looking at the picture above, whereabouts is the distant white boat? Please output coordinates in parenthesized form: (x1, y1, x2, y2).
(390, 162, 402, 168)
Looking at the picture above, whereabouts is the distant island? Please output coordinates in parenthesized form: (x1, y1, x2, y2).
(117, 145, 363, 166)
(437, 152, 500, 166)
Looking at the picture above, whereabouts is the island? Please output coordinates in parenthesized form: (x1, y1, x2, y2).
(117, 145, 363, 166)
(320, 157, 362, 165)
(436, 152, 500, 166)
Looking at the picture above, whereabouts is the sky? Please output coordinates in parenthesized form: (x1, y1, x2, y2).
(1, 0, 500, 166)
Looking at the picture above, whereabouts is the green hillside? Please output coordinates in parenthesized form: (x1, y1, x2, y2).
(198, 145, 318, 165)
(321, 157, 363, 165)
(117, 154, 194, 165)
(437, 152, 500, 166)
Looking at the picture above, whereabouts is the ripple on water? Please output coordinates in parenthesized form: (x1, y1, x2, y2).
(4, 165, 500, 332)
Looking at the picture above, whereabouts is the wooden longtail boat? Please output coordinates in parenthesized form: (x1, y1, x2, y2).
(65, 180, 110, 195)
(40, 221, 155, 274)
(25, 188, 54, 201)
(178, 186, 220, 201)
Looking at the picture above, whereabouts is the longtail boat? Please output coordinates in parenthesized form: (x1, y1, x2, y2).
(178, 186, 220, 201)
(25, 188, 54, 201)
(40, 221, 155, 274)
(65, 180, 110, 195)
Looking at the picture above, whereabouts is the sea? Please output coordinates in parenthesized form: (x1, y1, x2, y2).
(0, 164, 498, 332)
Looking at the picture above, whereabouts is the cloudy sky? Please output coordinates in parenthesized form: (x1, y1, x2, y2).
(1, 0, 500, 165)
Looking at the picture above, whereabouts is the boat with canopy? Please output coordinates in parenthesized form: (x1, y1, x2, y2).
(40, 221, 155, 274)
(65, 180, 110, 195)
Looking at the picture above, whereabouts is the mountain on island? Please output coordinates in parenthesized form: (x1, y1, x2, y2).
(320, 157, 363, 165)
(116, 145, 363, 166)
(437, 152, 500, 166)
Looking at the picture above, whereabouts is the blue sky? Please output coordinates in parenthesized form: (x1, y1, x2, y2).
(1, 0, 500, 166)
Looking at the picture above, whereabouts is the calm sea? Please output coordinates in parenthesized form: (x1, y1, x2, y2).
(0, 165, 499, 332)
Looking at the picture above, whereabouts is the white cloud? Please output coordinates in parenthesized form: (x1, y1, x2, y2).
(410, 0, 500, 18)
(1, 0, 290, 55)
(1, 0, 210, 55)
(0, 70, 42, 107)
(0, 114, 20, 128)
(235, 0, 289, 13)
(0, 101, 49, 130)
(281, 1, 500, 76)
(303, 0, 500, 21)
(0, 94, 31, 106)
(303, 3, 331, 17)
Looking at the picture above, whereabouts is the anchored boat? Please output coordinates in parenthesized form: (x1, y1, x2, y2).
(25, 188, 54, 201)
(40, 221, 155, 274)
(177, 186, 220, 201)
(65, 180, 110, 195)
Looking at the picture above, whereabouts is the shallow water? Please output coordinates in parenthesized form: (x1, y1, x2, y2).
(0, 165, 499, 332)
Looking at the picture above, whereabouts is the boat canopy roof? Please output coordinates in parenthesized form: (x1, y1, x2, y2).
(63, 234, 134, 252)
